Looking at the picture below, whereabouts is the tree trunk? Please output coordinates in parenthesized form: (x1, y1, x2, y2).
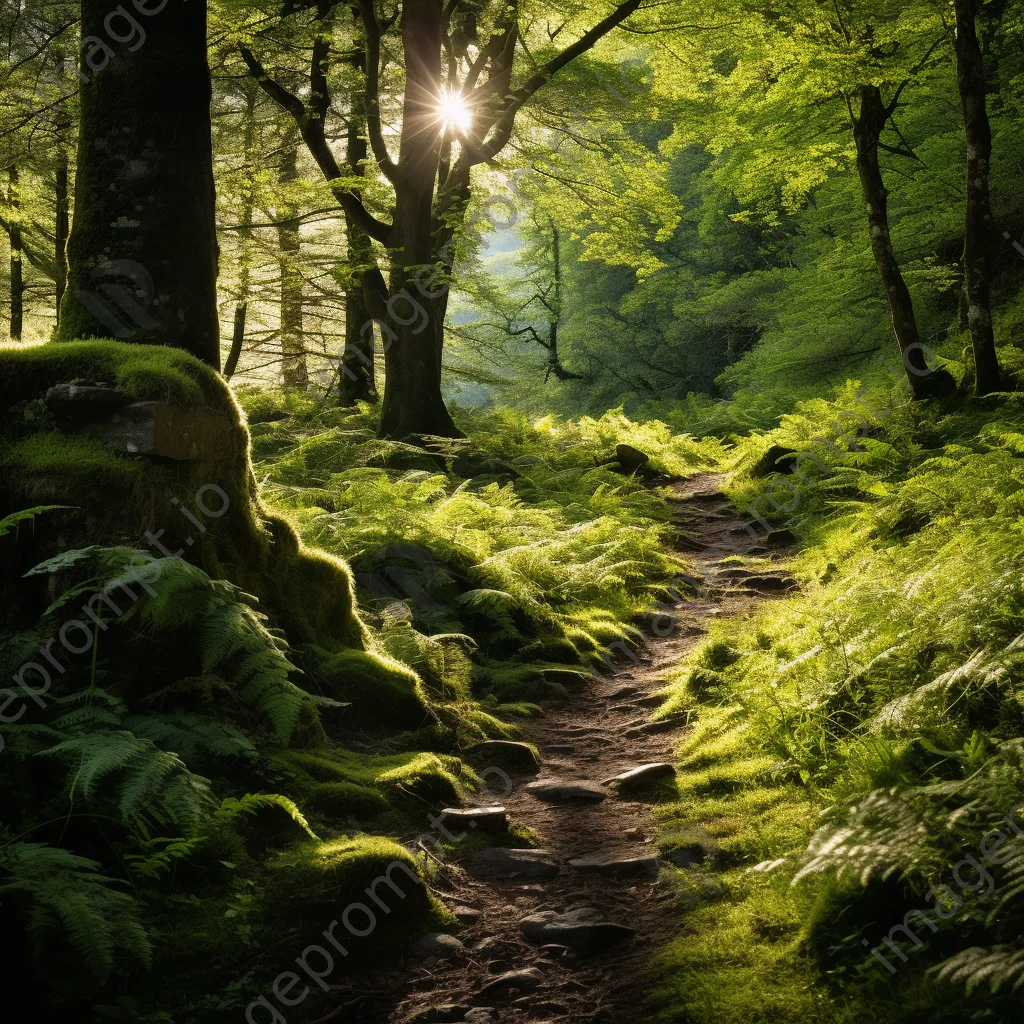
(378, 0, 462, 439)
(850, 86, 948, 398)
(54, 148, 69, 323)
(57, 0, 220, 367)
(954, 0, 1001, 395)
(339, 37, 378, 406)
(8, 166, 23, 341)
(223, 302, 246, 378)
(277, 132, 307, 390)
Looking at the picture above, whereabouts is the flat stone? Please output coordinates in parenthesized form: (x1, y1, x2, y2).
(602, 763, 676, 793)
(453, 905, 482, 924)
(468, 848, 560, 881)
(464, 1011, 496, 1023)
(623, 714, 687, 738)
(410, 933, 464, 959)
(568, 854, 660, 877)
(83, 401, 235, 460)
(465, 739, 541, 771)
(439, 806, 509, 832)
(45, 382, 132, 417)
(474, 968, 543, 1000)
(519, 907, 636, 953)
(525, 779, 609, 803)
(402, 1003, 470, 1023)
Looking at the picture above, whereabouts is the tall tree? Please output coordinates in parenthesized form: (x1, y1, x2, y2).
(6, 165, 23, 340)
(952, 0, 1001, 394)
(276, 125, 308, 389)
(241, 0, 643, 438)
(56, 0, 220, 366)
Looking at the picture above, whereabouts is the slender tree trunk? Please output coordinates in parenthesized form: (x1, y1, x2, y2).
(57, 0, 220, 367)
(277, 132, 307, 389)
(8, 166, 23, 341)
(54, 148, 69, 323)
(954, 0, 1001, 395)
(339, 33, 378, 405)
(378, 0, 462, 439)
(227, 84, 258, 381)
(850, 86, 948, 397)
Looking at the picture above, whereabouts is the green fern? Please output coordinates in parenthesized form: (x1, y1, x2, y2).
(0, 841, 152, 983)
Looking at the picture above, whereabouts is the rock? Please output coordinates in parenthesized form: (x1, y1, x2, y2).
(82, 401, 235, 460)
(525, 779, 609, 803)
(614, 443, 650, 473)
(468, 848, 560, 881)
(474, 968, 544, 1000)
(568, 854, 660, 877)
(750, 444, 799, 478)
(411, 933, 464, 959)
(402, 1003, 470, 1023)
(519, 907, 636, 953)
(439, 807, 509, 832)
(741, 574, 798, 592)
(602, 762, 676, 793)
(453, 905, 482, 924)
(463, 1010, 496, 1023)
(766, 528, 797, 547)
(623, 714, 687, 738)
(606, 684, 641, 700)
(45, 382, 132, 417)
(465, 739, 540, 771)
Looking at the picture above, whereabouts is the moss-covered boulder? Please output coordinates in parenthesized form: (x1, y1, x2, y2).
(0, 342, 368, 652)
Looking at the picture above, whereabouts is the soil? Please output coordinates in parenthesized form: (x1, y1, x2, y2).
(307, 474, 793, 1024)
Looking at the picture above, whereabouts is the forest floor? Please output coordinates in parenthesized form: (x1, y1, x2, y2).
(311, 474, 795, 1024)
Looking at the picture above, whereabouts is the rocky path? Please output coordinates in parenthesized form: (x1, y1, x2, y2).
(319, 475, 794, 1024)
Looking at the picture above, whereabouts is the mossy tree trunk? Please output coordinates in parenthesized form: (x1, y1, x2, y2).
(954, 0, 1002, 395)
(57, 0, 220, 368)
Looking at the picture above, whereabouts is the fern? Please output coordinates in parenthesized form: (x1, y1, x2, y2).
(0, 841, 152, 983)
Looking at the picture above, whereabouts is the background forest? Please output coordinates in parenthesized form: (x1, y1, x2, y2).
(3, 1, 1024, 1023)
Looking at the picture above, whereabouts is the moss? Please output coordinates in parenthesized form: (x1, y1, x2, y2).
(304, 646, 431, 732)
(259, 836, 439, 940)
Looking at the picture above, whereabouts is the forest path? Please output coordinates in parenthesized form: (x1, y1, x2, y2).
(321, 474, 793, 1024)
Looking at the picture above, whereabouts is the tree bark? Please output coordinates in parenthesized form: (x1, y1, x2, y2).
(57, 0, 220, 367)
(8, 166, 23, 341)
(277, 130, 307, 389)
(223, 302, 246, 378)
(850, 86, 949, 398)
(953, 0, 1001, 395)
(54, 148, 69, 323)
(339, 28, 378, 405)
(377, 0, 462, 439)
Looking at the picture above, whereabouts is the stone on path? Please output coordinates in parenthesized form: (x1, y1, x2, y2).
(464, 1010, 496, 1023)
(453, 905, 482, 924)
(568, 854, 660, 877)
(402, 1003, 471, 1023)
(602, 762, 676, 794)
(468, 848, 560, 881)
(525, 779, 609, 803)
(439, 806, 509, 832)
(519, 907, 636, 953)
(623, 714, 687, 738)
(465, 739, 540, 771)
(474, 968, 544, 1000)
(410, 933, 464, 959)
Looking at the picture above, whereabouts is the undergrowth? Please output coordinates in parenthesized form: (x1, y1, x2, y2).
(652, 382, 1024, 1023)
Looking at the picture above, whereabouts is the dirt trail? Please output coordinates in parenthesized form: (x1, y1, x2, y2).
(320, 474, 793, 1024)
